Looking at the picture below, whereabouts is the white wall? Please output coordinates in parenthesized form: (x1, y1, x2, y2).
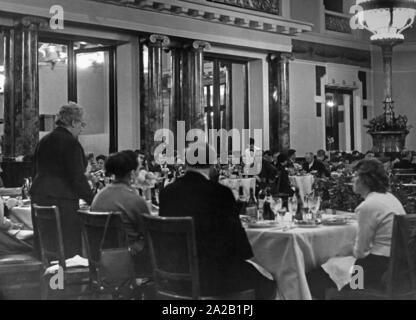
(290, 60, 324, 156)
(290, 59, 372, 155)
(232, 63, 245, 132)
(117, 39, 140, 152)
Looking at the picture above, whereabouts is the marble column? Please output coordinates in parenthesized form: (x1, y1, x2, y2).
(145, 34, 170, 152)
(169, 47, 183, 139)
(268, 52, 293, 152)
(2, 17, 46, 159)
(190, 41, 211, 131)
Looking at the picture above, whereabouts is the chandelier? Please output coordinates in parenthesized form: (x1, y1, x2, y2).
(353, 0, 416, 42)
(352, 1, 416, 153)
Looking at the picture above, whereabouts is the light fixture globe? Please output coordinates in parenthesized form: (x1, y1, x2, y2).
(354, 0, 416, 43)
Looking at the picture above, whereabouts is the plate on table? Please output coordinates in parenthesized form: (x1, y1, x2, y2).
(321, 217, 348, 226)
(247, 220, 280, 229)
(294, 220, 319, 228)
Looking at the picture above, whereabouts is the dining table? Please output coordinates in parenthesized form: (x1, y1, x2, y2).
(246, 218, 358, 300)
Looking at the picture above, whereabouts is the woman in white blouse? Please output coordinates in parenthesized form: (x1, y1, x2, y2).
(307, 158, 406, 299)
(351, 159, 405, 283)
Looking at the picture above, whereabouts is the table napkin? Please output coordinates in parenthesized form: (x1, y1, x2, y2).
(321, 256, 356, 291)
(44, 255, 89, 275)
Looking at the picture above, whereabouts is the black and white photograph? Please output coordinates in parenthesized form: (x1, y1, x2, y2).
(0, 0, 415, 305)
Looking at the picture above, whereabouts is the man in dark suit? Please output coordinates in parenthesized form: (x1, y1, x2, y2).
(258, 150, 278, 191)
(159, 142, 275, 299)
(30, 103, 93, 258)
(303, 152, 330, 178)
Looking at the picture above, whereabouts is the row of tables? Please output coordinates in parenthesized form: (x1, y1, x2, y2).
(7, 201, 357, 300)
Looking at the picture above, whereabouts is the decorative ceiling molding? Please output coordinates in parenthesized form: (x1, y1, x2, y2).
(88, 0, 312, 36)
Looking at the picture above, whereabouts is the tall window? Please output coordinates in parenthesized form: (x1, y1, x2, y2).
(38, 39, 117, 155)
(203, 57, 248, 133)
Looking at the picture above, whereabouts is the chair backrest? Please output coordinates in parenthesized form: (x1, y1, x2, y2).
(32, 204, 66, 269)
(386, 214, 416, 298)
(78, 211, 128, 273)
(393, 168, 416, 175)
(142, 214, 199, 299)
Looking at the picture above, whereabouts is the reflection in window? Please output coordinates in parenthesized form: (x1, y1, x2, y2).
(38, 42, 69, 138)
(76, 50, 110, 155)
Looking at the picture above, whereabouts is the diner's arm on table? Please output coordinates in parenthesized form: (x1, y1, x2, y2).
(353, 206, 375, 259)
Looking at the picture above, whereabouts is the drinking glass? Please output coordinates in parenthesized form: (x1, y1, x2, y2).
(288, 197, 298, 224)
(278, 208, 287, 225)
(309, 195, 321, 218)
(271, 197, 282, 221)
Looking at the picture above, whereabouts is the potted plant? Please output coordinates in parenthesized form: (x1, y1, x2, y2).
(365, 99, 412, 153)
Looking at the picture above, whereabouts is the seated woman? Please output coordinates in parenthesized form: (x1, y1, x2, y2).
(91, 150, 151, 277)
(307, 158, 406, 299)
(0, 199, 33, 255)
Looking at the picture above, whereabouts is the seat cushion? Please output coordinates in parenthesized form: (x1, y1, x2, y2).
(0, 254, 41, 265)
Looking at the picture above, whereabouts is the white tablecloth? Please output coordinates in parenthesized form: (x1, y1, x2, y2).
(9, 206, 32, 230)
(220, 178, 256, 200)
(246, 222, 357, 300)
(289, 175, 314, 203)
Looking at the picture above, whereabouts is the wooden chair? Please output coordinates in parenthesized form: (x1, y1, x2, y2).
(78, 210, 151, 300)
(326, 214, 416, 300)
(142, 214, 255, 300)
(32, 204, 90, 300)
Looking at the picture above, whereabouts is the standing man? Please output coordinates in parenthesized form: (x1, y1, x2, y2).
(30, 102, 93, 258)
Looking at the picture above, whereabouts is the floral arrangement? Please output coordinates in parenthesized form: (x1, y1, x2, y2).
(390, 175, 416, 214)
(313, 167, 416, 214)
(365, 114, 412, 133)
(313, 173, 362, 212)
(134, 169, 157, 189)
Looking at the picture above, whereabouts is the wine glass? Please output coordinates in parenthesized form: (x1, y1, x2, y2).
(309, 195, 321, 220)
(288, 196, 298, 224)
(271, 197, 283, 222)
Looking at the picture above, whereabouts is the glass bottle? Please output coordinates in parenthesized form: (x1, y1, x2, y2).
(246, 187, 257, 220)
(237, 185, 247, 215)
(263, 188, 273, 220)
(257, 188, 266, 220)
(294, 188, 303, 221)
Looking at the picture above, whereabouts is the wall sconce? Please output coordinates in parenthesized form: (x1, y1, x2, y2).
(326, 93, 336, 108)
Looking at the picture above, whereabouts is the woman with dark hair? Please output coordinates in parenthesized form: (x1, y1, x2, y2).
(91, 150, 151, 277)
(307, 159, 406, 299)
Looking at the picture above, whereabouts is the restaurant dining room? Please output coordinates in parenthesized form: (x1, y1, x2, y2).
(0, 0, 415, 305)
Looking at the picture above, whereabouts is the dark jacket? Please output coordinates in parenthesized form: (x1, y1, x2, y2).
(302, 159, 330, 178)
(30, 126, 93, 204)
(159, 171, 253, 294)
(275, 163, 294, 197)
